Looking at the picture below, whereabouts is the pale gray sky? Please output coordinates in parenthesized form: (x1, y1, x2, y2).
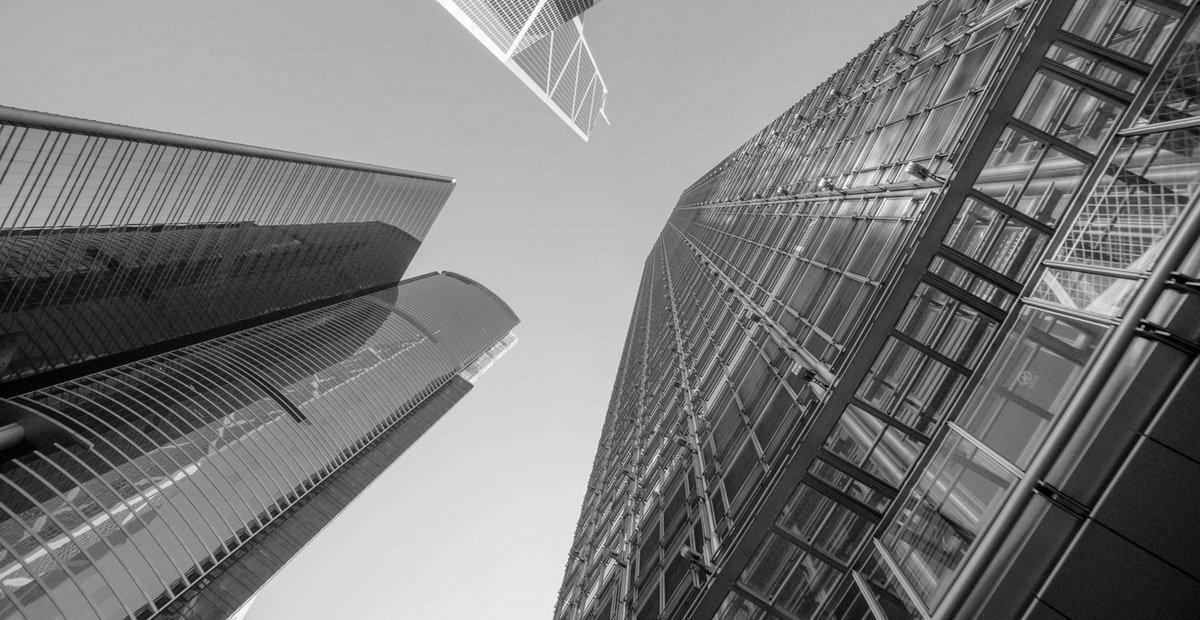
(0, 1, 917, 617)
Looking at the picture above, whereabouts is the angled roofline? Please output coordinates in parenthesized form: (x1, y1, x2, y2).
(439, 270, 520, 323)
(0, 105, 456, 184)
(432, 0, 606, 141)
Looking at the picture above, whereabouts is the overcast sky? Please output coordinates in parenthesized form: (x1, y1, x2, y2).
(0, 1, 918, 617)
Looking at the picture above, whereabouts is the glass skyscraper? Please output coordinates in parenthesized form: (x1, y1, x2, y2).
(0, 106, 455, 391)
(555, 1, 1200, 618)
(0, 109, 520, 618)
(434, 0, 609, 140)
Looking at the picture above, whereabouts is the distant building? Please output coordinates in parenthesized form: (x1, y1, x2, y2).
(434, 0, 609, 140)
(0, 109, 519, 619)
(555, 1, 1200, 618)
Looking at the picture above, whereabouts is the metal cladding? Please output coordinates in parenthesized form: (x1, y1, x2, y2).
(173, 376, 479, 619)
(0, 273, 518, 619)
(0, 107, 455, 388)
(434, 0, 609, 140)
(0, 110, 519, 619)
(556, 1, 1200, 619)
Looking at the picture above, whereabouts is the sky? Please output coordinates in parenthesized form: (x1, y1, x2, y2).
(0, 1, 918, 618)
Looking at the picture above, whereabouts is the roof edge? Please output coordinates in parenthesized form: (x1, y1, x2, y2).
(439, 271, 520, 323)
(0, 105, 456, 184)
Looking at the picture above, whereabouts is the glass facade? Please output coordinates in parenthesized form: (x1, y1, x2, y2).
(434, 0, 609, 140)
(1, 111, 521, 618)
(557, 1, 1200, 618)
(0, 273, 519, 619)
(0, 108, 455, 389)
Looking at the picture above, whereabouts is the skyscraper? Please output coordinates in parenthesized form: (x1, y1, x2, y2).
(555, 1, 1200, 618)
(0, 110, 520, 619)
(0, 106, 454, 391)
(434, 0, 609, 140)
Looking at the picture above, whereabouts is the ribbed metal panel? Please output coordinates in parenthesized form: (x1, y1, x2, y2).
(0, 273, 517, 619)
(166, 376, 476, 619)
(0, 110, 454, 386)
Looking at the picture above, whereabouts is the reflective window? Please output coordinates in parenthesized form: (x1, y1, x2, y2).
(825, 578, 878, 620)
(897, 283, 999, 366)
(858, 337, 967, 437)
(940, 38, 998, 101)
(881, 430, 1016, 609)
(1030, 267, 1138, 316)
(741, 533, 799, 604)
(1063, 0, 1179, 63)
(0, 118, 453, 384)
(825, 404, 924, 486)
(777, 483, 874, 563)
(943, 197, 1048, 282)
(1014, 71, 1124, 153)
(974, 126, 1090, 224)
(739, 532, 841, 618)
(714, 591, 767, 620)
(927, 256, 1016, 309)
(0, 276, 516, 618)
(808, 457, 891, 512)
(956, 307, 1108, 467)
(858, 547, 924, 618)
(1045, 42, 1143, 93)
(773, 552, 841, 619)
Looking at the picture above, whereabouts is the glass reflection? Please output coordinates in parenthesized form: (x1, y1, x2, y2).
(956, 307, 1108, 467)
(882, 430, 1016, 609)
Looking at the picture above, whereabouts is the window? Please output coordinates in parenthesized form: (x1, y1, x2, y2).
(882, 430, 1016, 609)
(943, 197, 1048, 282)
(956, 306, 1108, 467)
(974, 127, 1089, 224)
(778, 483, 874, 563)
(1063, 0, 1179, 63)
(1014, 72, 1124, 153)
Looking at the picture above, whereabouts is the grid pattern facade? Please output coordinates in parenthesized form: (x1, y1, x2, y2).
(434, 0, 609, 140)
(0, 273, 519, 619)
(0, 108, 454, 388)
(556, 1, 1200, 618)
(509, 18, 608, 138)
(511, 1, 598, 54)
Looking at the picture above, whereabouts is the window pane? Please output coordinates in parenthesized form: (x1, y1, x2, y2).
(740, 533, 800, 600)
(808, 458, 891, 512)
(715, 591, 767, 620)
(957, 306, 1108, 467)
(778, 483, 873, 563)
(1045, 43, 1143, 94)
(1015, 72, 1124, 153)
(975, 127, 1089, 224)
(881, 430, 1017, 609)
(1064, 0, 1178, 63)
(944, 197, 1048, 282)
(774, 552, 840, 618)
(860, 547, 924, 618)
